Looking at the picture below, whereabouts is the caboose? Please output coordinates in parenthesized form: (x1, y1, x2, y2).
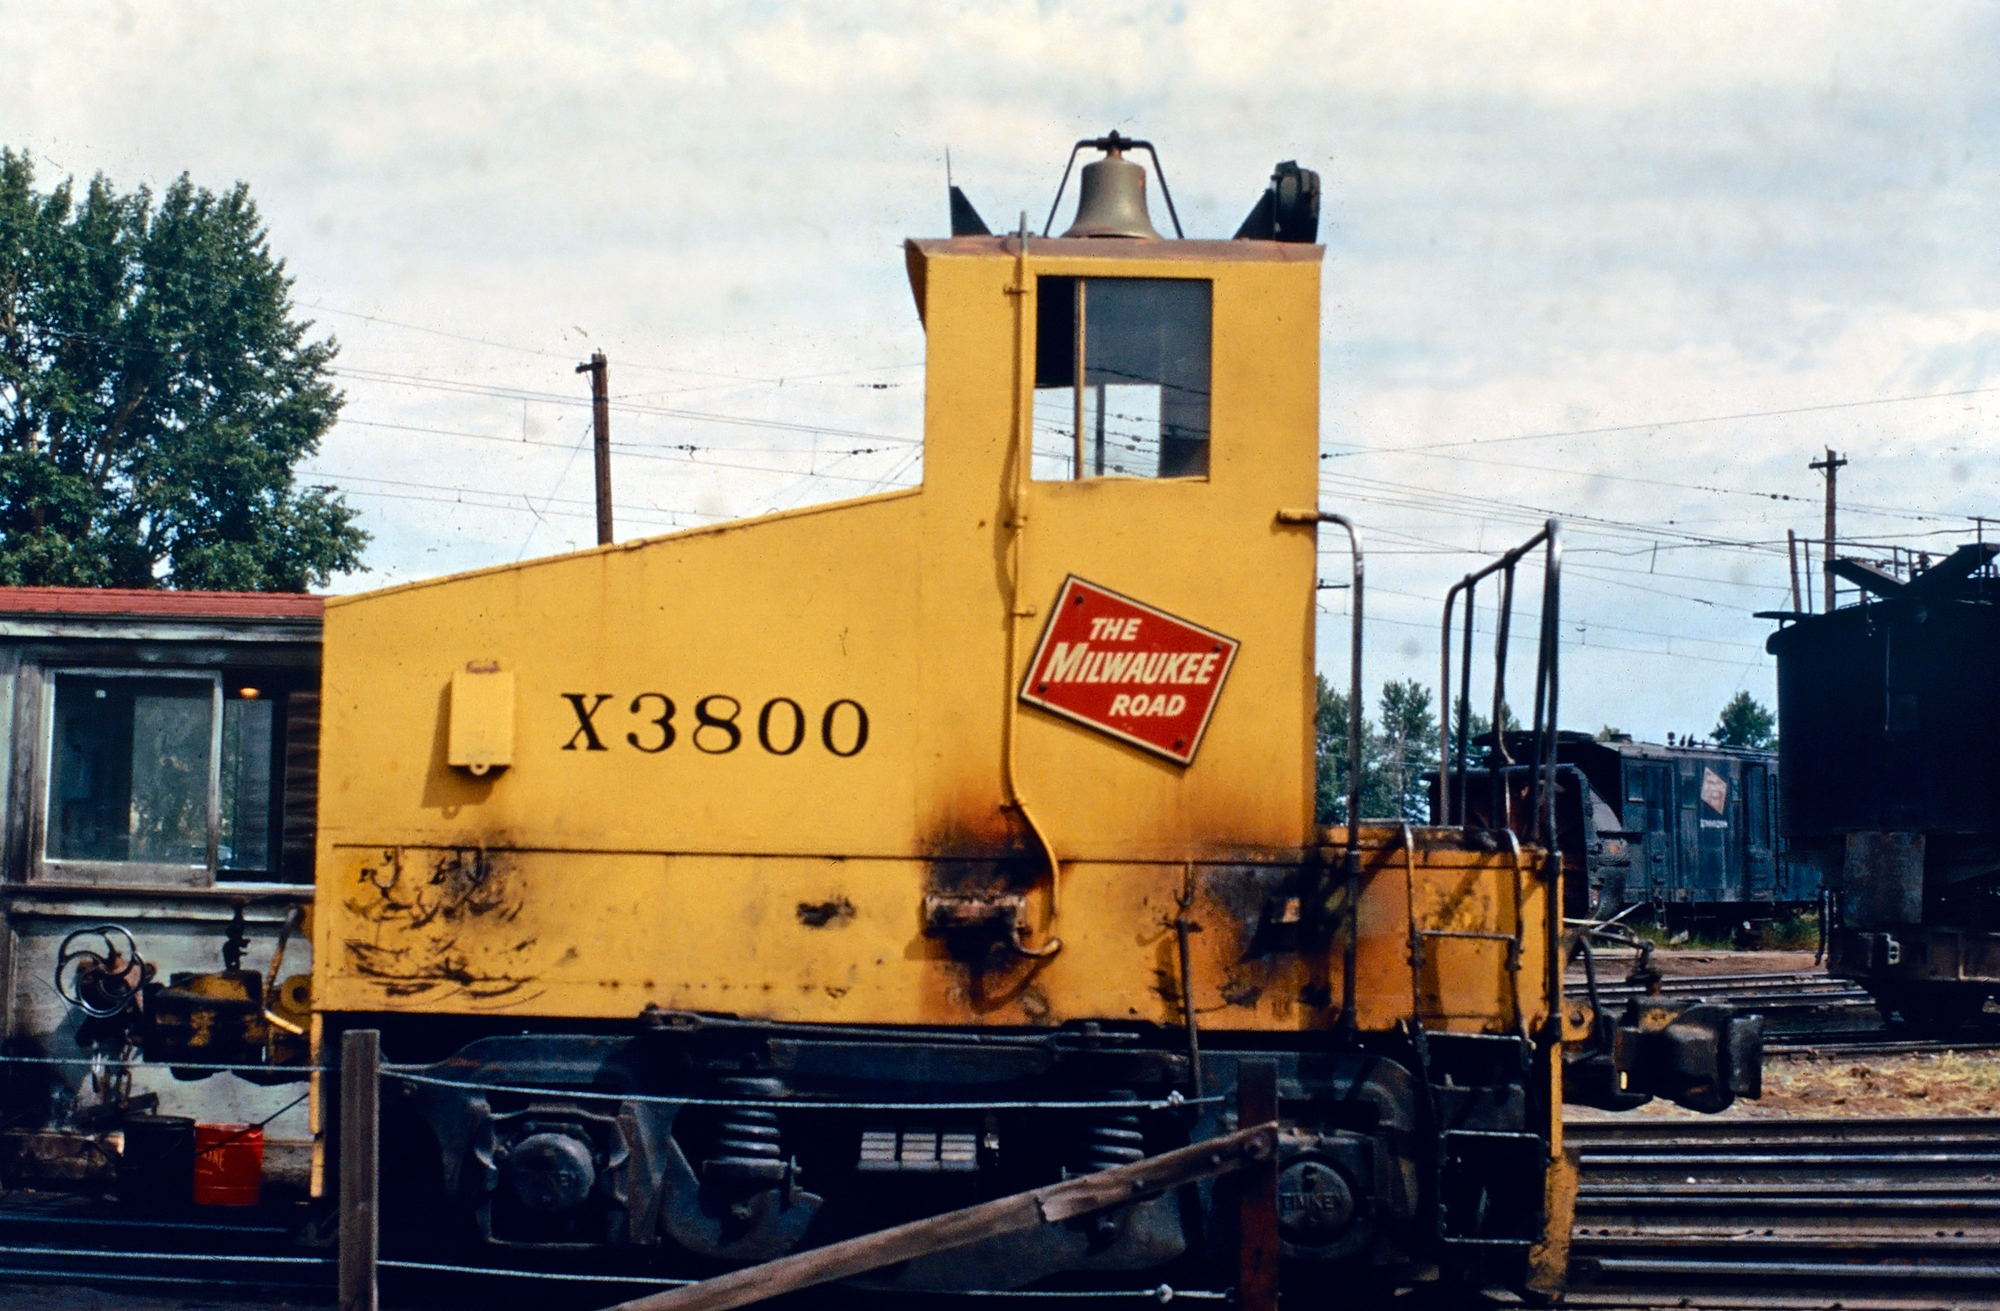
(289, 138, 1748, 1300)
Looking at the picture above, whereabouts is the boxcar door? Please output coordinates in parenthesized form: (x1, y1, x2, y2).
(1643, 763, 1675, 904)
(1743, 762, 1775, 902)
(1685, 758, 1730, 902)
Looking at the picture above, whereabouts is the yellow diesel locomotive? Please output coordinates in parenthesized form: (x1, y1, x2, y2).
(290, 138, 1753, 1301)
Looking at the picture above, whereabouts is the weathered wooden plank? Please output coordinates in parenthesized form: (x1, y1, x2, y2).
(1236, 1060, 1281, 1311)
(280, 687, 321, 883)
(603, 1121, 1281, 1311)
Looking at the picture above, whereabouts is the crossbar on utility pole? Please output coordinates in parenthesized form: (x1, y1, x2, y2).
(338, 1029, 380, 1311)
(1810, 448, 1846, 614)
(578, 351, 613, 545)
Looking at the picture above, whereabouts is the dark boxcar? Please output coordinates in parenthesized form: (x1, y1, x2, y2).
(1767, 542, 2000, 1020)
(1432, 731, 1797, 921)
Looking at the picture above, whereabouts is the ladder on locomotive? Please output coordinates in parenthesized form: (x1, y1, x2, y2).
(1414, 520, 1563, 1253)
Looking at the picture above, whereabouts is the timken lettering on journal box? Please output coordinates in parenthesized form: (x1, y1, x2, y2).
(1018, 576, 1241, 766)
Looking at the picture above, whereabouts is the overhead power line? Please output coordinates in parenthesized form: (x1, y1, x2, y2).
(1360, 581, 1768, 653)
(1319, 470, 1790, 557)
(334, 418, 914, 489)
(1324, 443, 1960, 525)
(1324, 383, 2000, 458)
(339, 417, 894, 458)
(1312, 604, 1772, 670)
(315, 484, 713, 533)
(332, 366, 922, 446)
(306, 301, 922, 390)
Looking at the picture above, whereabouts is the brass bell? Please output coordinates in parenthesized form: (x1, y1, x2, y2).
(1061, 146, 1163, 240)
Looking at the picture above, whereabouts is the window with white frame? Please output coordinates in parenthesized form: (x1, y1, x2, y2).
(40, 669, 303, 885)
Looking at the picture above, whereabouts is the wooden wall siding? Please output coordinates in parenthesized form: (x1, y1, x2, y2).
(282, 689, 321, 884)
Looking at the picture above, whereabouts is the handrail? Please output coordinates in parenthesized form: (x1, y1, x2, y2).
(999, 213, 1063, 958)
(1436, 520, 1563, 853)
(1276, 508, 1363, 1034)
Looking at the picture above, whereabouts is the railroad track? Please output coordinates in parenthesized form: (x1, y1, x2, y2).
(8, 1119, 1999, 1308)
(1567, 962, 2000, 1052)
(1765, 1033, 2000, 1057)
(2, 986, 1987, 1311)
(1565, 966, 1887, 1040)
(0, 1189, 331, 1297)
(1565, 1115, 2000, 1308)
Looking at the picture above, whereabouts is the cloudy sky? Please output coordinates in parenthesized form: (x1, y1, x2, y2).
(4, 2, 1995, 741)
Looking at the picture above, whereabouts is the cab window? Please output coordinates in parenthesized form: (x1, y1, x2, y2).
(1033, 277, 1211, 481)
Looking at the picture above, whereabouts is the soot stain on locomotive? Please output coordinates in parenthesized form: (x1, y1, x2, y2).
(343, 842, 543, 1003)
(1203, 863, 1336, 1023)
(911, 809, 1060, 1021)
(1147, 863, 1333, 1025)
(795, 897, 856, 928)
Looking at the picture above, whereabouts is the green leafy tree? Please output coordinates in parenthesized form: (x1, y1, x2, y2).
(1316, 675, 1443, 824)
(0, 150, 364, 589)
(1595, 725, 1625, 741)
(1450, 697, 1522, 766)
(1314, 673, 1388, 824)
(1376, 678, 1439, 821)
(1713, 691, 1776, 750)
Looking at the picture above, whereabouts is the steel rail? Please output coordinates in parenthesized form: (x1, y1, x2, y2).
(1571, 1113, 2000, 1302)
(1565, 1114, 2000, 1143)
(1584, 1257, 2000, 1281)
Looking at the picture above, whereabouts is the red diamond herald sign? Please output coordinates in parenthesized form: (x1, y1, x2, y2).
(1018, 577, 1241, 766)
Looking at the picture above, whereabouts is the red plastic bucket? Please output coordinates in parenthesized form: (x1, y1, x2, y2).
(192, 1124, 263, 1206)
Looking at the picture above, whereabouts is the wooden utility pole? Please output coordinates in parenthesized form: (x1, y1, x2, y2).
(577, 351, 613, 544)
(1810, 448, 1846, 613)
(1800, 527, 1816, 615)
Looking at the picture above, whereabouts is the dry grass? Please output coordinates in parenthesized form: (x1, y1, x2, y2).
(1573, 1048, 2000, 1120)
(1753, 1048, 2000, 1117)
